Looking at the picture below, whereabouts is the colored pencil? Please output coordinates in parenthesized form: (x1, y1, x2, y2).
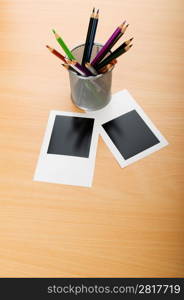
(67, 60, 86, 76)
(104, 37, 133, 62)
(67, 60, 93, 76)
(75, 61, 93, 76)
(85, 62, 98, 75)
(46, 45, 67, 63)
(98, 59, 117, 74)
(62, 63, 70, 70)
(99, 64, 113, 74)
(110, 24, 129, 48)
(85, 9, 99, 64)
(81, 8, 96, 66)
(62, 63, 89, 77)
(96, 44, 133, 70)
(52, 29, 76, 60)
(91, 21, 127, 67)
(111, 37, 133, 53)
(97, 37, 133, 65)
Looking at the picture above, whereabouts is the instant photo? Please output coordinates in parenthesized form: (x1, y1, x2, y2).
(87, 90, 168, 168)
(34, 111, 99, 187)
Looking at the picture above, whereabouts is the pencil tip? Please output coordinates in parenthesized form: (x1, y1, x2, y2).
(52, 29, 56, 34)
(96, 9, 99, 14)
(130, 37, 134, 41)
(120, 20, 126, 28)
(126, 24, 129, 28)
(46, 45, 52, 51)
(92, 7, 95, 13)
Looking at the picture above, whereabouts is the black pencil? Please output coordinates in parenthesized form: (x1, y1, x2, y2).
(82, 8, 98, 65)
(85, 9, 99, 63)
(96, 43, 133, 70)
(111, 37, 133, 55)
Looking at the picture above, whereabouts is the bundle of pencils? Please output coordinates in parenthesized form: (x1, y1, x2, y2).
(46, 8, 133, 77)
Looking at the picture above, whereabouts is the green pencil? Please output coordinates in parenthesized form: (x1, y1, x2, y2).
(52, 29, 76, 60)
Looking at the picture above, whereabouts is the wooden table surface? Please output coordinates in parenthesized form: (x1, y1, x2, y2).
(0, 0, 183, 277)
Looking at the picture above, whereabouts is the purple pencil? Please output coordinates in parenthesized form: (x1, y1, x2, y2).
(67, 60, 93, 76)
(75, 61, 93, 76)
(91, 21, 128, 67)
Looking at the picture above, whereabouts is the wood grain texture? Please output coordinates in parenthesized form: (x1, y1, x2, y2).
(0, 0, 183, 277)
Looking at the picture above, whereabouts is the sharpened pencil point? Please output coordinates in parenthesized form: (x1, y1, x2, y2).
(130, 37, 134, 41)
(96, 9, 99, 14)
(120, 20, 126, 28)
(92, 7, 95, 13)
(127, 44, 133, 50)
(46, 45, 52, 51)
(52, 29, 56, 34)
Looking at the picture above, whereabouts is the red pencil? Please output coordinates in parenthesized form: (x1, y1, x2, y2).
(46, 45, 67, 63)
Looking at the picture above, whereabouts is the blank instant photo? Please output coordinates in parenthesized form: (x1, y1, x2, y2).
(87, 90, 168, 168)
(34, 111, 99, 187)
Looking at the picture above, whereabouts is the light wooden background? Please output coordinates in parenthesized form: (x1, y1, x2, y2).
(0, 0, 183, 277)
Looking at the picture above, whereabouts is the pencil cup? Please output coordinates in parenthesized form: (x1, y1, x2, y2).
(68, 43, 113, 111)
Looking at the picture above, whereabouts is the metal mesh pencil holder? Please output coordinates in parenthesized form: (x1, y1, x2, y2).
(68, 43, 113, 111)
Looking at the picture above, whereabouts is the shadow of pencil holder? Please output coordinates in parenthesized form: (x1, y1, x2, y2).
(68, 43, 113, 111)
